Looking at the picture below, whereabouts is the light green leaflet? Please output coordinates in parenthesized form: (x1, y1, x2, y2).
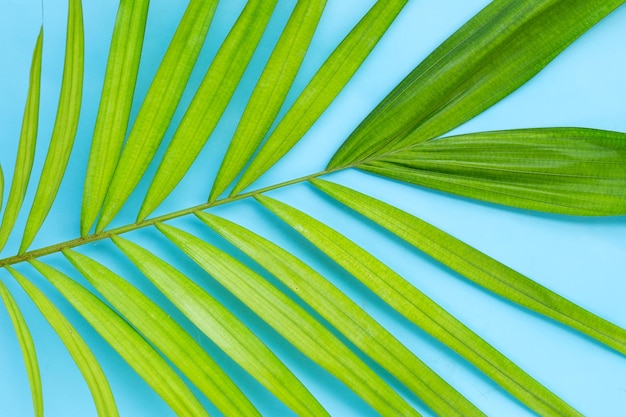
(328, 0, 626, 168)
(230, 0, 408, 196)
(207, 0, 327, 203)
(139, 0, 284, 220)
(19, 0, 83, 253)
(311, 179, 626, 355)
(80, 0, 150, 236)
(361, 128, 626, 216)
(29, 259, 210, 417)
(197, 211, 483, 416)
(111, 235, 329, 417)
(0, 278, 42, 417)
(157, 222, 421, 417)
(93, 0, 220, 233)
(7, 267, 118, 417)
(0, 28, 42, 251)
(62, 249, 260, 417)
(255, 194, 582, 417)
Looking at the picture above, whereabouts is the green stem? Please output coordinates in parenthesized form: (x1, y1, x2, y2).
(0, 168, 339, 267)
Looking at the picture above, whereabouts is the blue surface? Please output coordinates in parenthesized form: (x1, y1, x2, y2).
(1, 1, 625, 416)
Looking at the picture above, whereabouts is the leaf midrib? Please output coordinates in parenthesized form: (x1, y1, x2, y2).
(0, 167, 342, 267)
(0, 134, 482, 267)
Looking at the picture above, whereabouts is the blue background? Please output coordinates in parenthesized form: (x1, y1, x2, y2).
(1, 0, 625, 416)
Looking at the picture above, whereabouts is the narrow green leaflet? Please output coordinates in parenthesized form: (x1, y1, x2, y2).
(138, 0, 279, 220)
(7, 267, 118, 417)
(80, 0, 150, 236)
(112, 235, 329, 417)
(198, 212, 484, 416)
(95, 0, 219, 233)
(361, 128, 626, 216)
(208, 0, 327, 202)
(328, 0, 626, 168)
(311, 179, 626, 355)
(63, 249, 260, 417)
(255, 194, 582, 417)
(20, 1, 83, 253)
(0, 278, 42, 417)
(230, 0, 408, 196)
(157, 222, 421, 417)
(29, 259, 210, 417)
(0, 28, 42, 251)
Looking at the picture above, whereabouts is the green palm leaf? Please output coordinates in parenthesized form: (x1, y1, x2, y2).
(328, 0, 626, 168)
(7, 267, 118, 417)
(157, 221, 421, 417)
(230, 0, 408, 196)
(19, 0, 83, 253)
(197, 211, 482, 416)
(310, 178, 626, 355)
(0, 28, 42, 251)
(254, 193, 581, 417)
(80, 0, 150, 237)
(111, 235, 330, 417)
(208, 0, 327, 203)
(30, 259, 211, 417)
(357, 128, 626, 216)
(137, 0, 281, 221)
(91, 0, 220, 233)
(0, 0, 625, 415)
(63, 248, 261, 416)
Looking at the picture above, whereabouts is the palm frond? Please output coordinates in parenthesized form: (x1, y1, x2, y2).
(1, 0, 625, 415)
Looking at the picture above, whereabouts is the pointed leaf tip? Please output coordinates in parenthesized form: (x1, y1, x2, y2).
(20, 1, 84, 253)
(311, 178, 626, 356)
(0, 28, 42, 252)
